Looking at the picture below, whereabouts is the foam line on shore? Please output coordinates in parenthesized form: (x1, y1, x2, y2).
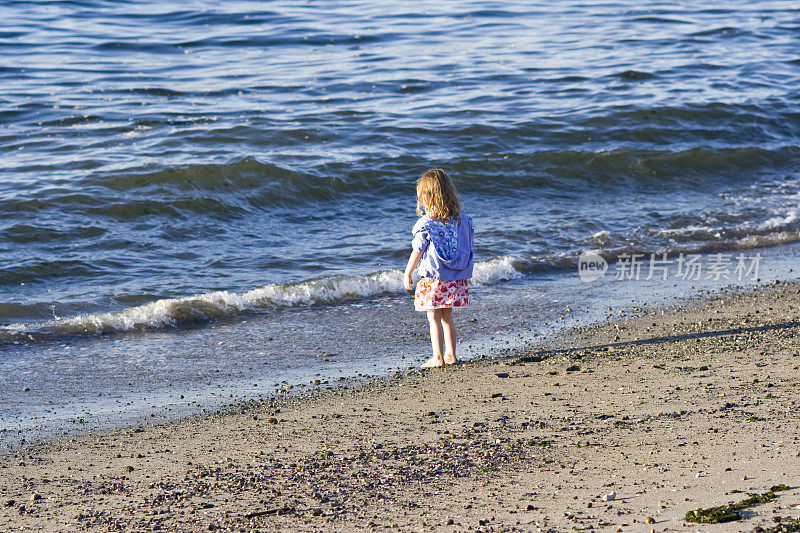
(1, 256, 522, 338)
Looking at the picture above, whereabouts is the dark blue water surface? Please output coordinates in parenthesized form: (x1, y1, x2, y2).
(1, 0, 800, 446)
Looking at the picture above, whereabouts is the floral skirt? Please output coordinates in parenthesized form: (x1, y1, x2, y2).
(414, 277, 470, 311)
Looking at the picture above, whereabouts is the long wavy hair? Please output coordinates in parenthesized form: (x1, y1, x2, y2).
(416, 168, 462, 222)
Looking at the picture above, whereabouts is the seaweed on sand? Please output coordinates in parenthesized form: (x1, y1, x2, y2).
(685, 485, 791, 524)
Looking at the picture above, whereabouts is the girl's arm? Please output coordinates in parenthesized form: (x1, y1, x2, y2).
(403, 251, 422, 290)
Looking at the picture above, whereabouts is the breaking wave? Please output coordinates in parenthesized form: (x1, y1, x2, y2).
(1, 256, 523, 340)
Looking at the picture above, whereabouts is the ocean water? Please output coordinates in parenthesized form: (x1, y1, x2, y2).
(2, 0, 800, 447)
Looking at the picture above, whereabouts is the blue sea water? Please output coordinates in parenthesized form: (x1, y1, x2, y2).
(1, 0, 800, 447)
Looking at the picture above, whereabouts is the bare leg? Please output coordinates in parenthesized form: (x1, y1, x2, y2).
(421, 309, 445, 368)
(440, 308, 458, 364)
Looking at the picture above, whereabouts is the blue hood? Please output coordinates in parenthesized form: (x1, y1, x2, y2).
(425, 216, 472, 270)
(411, 214, 474, 281)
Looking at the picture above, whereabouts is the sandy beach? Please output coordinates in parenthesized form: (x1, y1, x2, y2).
(4, 1, 800, 531)
(2, 281, 800, 532)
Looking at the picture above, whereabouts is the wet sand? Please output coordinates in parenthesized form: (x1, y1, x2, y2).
(2, 282, 800, 532)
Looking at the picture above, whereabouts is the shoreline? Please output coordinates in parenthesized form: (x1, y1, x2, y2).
(2, 281, 800, 531)
(6, 240, 800, 453)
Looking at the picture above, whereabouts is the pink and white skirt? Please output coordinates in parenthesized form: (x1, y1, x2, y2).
(414, 277, 470, 311)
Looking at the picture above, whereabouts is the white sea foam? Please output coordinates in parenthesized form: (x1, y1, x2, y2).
(654, 205, 800, 242)
(758, 208, 800, 230)
(731, 230, 800, 250)
(471, 256, 522, 285)
(656, 224, 721, 239)
(590, 230, 612, 246)
(19, 257, 524, 335)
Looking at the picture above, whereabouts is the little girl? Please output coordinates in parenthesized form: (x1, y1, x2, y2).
(403, 168, 474, 368)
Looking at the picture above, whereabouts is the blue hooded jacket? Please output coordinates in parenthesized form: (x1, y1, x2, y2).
(411, 214, 474, 281)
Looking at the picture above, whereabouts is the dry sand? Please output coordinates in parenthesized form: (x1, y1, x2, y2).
(2, 282, 800, 532)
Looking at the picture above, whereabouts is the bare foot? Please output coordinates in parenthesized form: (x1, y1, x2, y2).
(444, 356, 459, 365)
(420, 356, 444, 368)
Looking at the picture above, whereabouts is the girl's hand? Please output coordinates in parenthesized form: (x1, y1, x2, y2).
(403, 250, 422, 291)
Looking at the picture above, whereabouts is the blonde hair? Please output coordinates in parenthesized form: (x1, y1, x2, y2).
(416, 168, 462, 222)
